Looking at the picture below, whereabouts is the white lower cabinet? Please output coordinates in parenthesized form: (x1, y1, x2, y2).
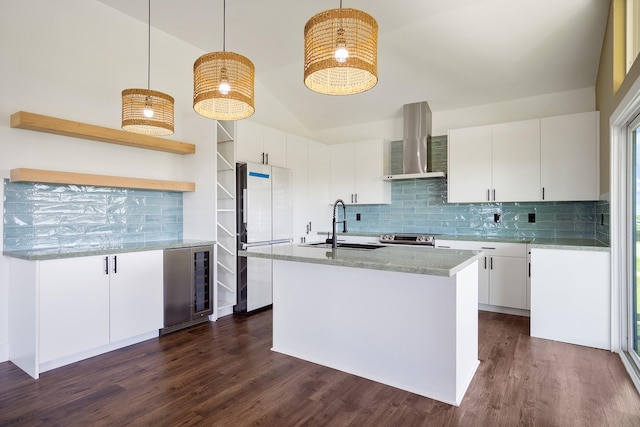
(530, 248, 610, 349)
(453, 241, 529, 310)
(39, 256, 110, 364)
(109, 251, 164, 342)
(8, 250, 163, 378)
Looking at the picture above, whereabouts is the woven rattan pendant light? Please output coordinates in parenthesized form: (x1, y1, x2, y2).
(193, 0, 255, 120)
(122, 0, 174, 136)
(304, 0, 378, 95)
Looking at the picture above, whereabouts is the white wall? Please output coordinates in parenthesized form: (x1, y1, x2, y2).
(0, 0, 213, 362)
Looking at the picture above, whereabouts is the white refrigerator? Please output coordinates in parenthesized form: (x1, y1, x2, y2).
(235, 162, 292, 313)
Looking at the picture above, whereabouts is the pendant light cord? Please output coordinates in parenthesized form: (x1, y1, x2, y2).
(147, 0, 151, 90)
(222, 0, 226, 52)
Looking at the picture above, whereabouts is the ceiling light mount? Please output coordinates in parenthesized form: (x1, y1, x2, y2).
(122, 0, 174, 136)
(193, 0, 255, 121)
(304, 1, 378, 96)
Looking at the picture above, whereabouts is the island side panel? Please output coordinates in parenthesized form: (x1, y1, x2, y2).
(271, 259, 479, 406)
(454, 260, 480, 404)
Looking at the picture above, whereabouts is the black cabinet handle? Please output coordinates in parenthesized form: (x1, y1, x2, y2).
(104, 256, 109, 274)
(542, 187, 545, 200)
(113, 255, 117, 274)
(490, 257, 493, 270)
(265, 153, 269, 165)
(484, 256, 487, 269)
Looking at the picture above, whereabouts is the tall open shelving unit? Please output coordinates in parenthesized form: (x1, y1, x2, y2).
(215, 121, 237, 316)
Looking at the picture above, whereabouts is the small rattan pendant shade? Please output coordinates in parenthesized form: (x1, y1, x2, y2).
(193, 51, 255, 120)
(304, 8, 378, 95)
(122, 88, 174, 136)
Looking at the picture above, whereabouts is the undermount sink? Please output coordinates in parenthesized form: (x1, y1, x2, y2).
(302, 242, 384, 250)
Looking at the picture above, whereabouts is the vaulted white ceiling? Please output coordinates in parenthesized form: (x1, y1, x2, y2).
(97, 0, 609, 137)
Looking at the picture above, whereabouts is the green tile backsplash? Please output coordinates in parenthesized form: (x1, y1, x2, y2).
(346, 136, 609, 241)
(3, 180, 183, 251)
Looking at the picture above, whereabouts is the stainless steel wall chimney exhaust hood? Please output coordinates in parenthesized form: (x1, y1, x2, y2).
(383, 101, 445, 180)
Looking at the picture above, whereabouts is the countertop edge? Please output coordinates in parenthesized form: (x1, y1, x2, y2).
(239, 248, 484, 277)
(3, 240, 216, 261)
(529, 243, 611, 252)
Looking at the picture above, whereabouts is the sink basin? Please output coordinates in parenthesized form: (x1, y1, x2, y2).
(301, 242, 384, 250)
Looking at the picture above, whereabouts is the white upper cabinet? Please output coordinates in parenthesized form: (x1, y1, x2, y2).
(330, 139, 390, 204)
(447, 125, 492, 203)
(540, 111, 599, 201)
(286, 134, 310, 242)
(286, 136, 331, 241)
(330, 142, 355, 203)
(307, 140, 331, 232)
(236, 121, 287, 167)
(448, 112, 599, 203)
(263, 127, 288, 167)
(491, 119, 540, 202)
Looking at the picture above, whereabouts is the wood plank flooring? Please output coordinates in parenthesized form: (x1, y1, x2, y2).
(1, 310, 640, 426)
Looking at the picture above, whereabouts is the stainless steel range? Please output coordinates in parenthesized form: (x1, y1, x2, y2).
(378, 234, 436, 246)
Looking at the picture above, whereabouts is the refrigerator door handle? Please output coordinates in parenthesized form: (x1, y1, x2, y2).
(242, 239, 292, 249)
(243, 188, 248, 224)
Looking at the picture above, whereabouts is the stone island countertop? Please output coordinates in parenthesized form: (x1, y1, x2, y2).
(239, 243, 483, 277)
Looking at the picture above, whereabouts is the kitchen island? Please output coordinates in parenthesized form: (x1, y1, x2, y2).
(240, 244, 483, 406)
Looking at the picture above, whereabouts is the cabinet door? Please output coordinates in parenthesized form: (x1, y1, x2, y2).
(39, 256, 110, 363)
(447, 126, 492, 202)
(236, 120, 264, 164)
(355, 139, 390, 204)
(330, 143, 356, 203)
(491, 119, 540, 202)
(109, 250, 163, 342)
(489, 256, 527, 309)
(287, 134, 309, 242)
(263, 127, 287, 167)
(530, 248, 610, 349)
(307, 140, 331, 232)
(540, 111, 599, 201)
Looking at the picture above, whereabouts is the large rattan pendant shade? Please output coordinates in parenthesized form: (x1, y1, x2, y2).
(122, 89, 174, 135)
(121, 0, 174, 136)
(193, 51, 255, 120)
(304, 8, 378, 95)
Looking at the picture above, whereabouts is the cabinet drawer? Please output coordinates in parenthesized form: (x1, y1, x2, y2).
(434, 239, 457, 249)
(455, 240, 528, 257)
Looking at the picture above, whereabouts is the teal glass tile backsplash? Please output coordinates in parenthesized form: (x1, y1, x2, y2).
(3, 180, 183, 251)
(346, 136, 607, 240)
(345, 179, 598, 239)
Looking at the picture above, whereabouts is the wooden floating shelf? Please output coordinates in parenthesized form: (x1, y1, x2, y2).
(10, 111, 196, 155)
(10, 168, 196, 192)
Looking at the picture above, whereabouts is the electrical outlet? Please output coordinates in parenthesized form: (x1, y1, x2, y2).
(528, 213, 536, 223)
(494, 213, 501, 223)
(356, 213, 361, 221)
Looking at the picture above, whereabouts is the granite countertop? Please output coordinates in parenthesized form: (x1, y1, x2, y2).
(322, 232, 609, 251)
(239, 244, 483, 277)
(3, 239, 216, 261)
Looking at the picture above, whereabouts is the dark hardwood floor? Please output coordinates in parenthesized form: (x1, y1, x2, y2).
(1, 310, 640, 426)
